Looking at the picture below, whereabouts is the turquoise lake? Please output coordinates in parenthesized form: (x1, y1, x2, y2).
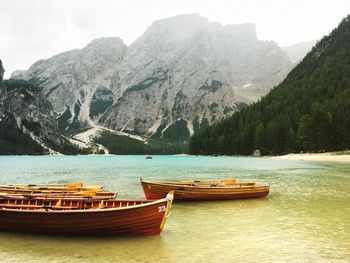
(0, 155, 349, 262)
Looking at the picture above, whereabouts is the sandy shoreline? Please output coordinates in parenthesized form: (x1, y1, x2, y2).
(272, 152, 350, 163)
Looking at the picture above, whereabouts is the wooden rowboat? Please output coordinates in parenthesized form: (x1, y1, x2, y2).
(0, 184, 103, 192)
(140, 178, 269, 201)
(0, 189, 117, 199)
(0, 192, 174, 235)
(0, 183, 115, 199)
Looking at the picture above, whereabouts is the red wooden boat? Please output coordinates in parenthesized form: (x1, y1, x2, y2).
(140, 178, 269, 201)
(0, 188, 117, 199)
(0, 183, 116, 199)
(0, 192, 174, 235)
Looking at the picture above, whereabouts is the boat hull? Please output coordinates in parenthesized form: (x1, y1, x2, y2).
(0, 198, 172, 235)
(141, 180, 269, 201)
(0, 189, 117, 199)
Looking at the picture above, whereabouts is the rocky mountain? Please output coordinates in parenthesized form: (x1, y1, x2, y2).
(0, 80, 60, 153)
(11, 14, 292, 141)
(0, 60, 87, 154)
(99, 14, 292, 139)
(282, 40, 317, 63)
(12, 37, 127, 129)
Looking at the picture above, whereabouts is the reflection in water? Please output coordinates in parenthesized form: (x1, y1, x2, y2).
(0, 156, 349, 262)
(0, 232, 172, 263)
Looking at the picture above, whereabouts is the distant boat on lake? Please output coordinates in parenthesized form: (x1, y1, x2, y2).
(140, 178, 269, 201)
(0, 192, 174, 235)
(145, 155, 153, 159)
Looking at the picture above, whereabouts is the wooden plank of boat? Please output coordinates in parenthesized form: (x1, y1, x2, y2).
(0, 191, 174, 235)
(0, 188, 114, 196)
(144, 179, 256, 187)
(0, 185, 104, 192)
(7, 182, 84, 188)
(140, 178, 269, 201)
(0, 191, 118, 199)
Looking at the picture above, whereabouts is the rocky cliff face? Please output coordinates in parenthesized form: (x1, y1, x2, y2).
(99, 14, 292, 138)
(12, 37, 127, 129)
(11, 14, 292, 140)
(0, 78, 66, 152)
(1, 59, 83, 153)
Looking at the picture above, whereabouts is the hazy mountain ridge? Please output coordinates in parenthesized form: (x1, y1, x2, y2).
(282, 40, 318, 63)
(99, 15, 291, 138)
(12, 37, 127, 129)
(190, 15, 350, 155)
(10, 14, 292, 145)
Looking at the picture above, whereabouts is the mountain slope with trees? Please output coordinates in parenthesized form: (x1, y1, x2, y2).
(190, 15, 350, 155)
(0, 60, 90, 155)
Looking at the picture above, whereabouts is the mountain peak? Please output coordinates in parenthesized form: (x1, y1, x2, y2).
(135, 14, 211, 44)
(136, 14, 258, 45)
(85, 37, 126, 49)
(153, 13, 209, 24)
(225, 23, 257, 42)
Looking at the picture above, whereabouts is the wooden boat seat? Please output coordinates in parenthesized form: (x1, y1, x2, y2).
(0, 204, 80, 210)
(223, 179, 236, 185)
(98, 200, 107, 209)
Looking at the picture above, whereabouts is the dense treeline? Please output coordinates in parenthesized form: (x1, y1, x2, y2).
(190, 15, 350, 155)
(50, 141, 92, 155)
(0, 114, 91, 155)
(95, 131, 188, 155)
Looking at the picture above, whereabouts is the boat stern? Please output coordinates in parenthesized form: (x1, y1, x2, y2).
(159, 191, 174, 232)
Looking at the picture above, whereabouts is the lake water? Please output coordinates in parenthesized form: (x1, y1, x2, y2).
(0, 155, 349, 262)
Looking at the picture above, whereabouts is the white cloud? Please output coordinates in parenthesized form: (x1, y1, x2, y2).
(0, 0, 349, 78)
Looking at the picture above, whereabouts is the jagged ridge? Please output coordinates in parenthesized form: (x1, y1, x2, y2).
(11, 14, 292, 142)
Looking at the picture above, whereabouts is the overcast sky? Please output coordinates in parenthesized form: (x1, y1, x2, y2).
(0, 0, 349, 78)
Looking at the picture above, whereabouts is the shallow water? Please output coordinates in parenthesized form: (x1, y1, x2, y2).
(0, 156, 349, 262)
